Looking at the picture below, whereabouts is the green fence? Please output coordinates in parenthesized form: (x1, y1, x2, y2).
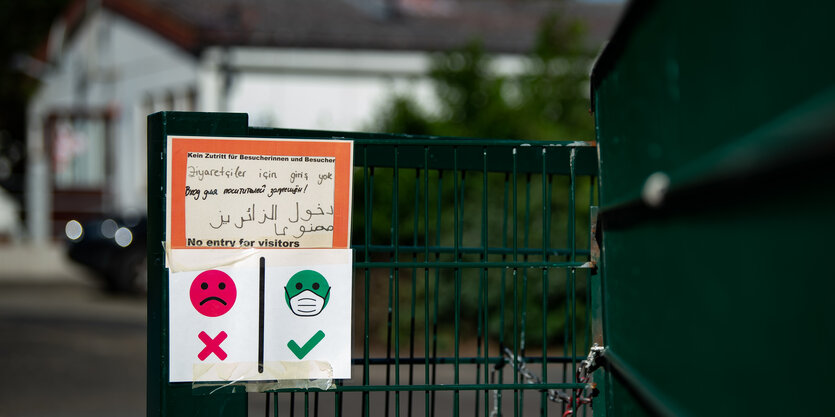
(148, 112, 601, 416)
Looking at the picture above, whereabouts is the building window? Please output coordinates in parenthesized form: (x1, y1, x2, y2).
(52, 116, 107, 189)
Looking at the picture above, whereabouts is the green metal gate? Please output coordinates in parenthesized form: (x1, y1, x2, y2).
(587, 1, 835, 416)
(148, 112, 601, 417)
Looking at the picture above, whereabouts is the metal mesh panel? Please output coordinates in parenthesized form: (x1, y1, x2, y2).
(257, 137, 598, 417)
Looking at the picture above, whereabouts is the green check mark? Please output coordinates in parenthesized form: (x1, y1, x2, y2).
(287, 330, 325, 359)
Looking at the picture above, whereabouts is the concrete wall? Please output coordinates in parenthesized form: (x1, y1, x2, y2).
(220, 48, 437, 131)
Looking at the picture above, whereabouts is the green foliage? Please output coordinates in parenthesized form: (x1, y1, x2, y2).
(372, 12, 595, 141)
(365, 11, 597, 351)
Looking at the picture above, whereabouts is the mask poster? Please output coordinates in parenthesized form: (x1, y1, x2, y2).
(164, 136, 353, 383)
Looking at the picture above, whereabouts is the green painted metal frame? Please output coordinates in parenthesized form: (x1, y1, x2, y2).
(148, 111, 600, 416)
(590, 1, 835, 416)
(147, 112, 251, 417)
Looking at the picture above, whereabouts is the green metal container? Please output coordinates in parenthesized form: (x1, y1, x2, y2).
(590, 1, 835, 415)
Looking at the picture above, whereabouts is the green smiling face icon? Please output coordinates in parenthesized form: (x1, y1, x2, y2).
(285, 270, 330, 316)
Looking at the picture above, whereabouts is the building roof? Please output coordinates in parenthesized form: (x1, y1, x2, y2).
(65, 0, 623, 55)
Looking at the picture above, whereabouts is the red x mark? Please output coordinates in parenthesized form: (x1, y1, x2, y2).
(197, 331, 228, 361)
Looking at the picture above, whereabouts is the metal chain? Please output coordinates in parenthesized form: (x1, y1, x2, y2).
(577, 344, 605, 383)
(490, 347, 587, 417)
(489, 358, 501, 417)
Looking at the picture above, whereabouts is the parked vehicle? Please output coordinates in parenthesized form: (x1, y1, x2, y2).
(64, 215, 147, 293)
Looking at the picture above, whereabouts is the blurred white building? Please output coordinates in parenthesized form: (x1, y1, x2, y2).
(26, 0, 621, 242)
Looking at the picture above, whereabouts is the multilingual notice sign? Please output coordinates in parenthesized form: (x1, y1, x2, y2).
(164, 136, 353, 383)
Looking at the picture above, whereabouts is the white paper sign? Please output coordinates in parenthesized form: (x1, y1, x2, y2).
(168, 249, 352, 382)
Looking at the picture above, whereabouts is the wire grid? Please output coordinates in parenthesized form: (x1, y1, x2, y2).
(263, 139, 597, 417)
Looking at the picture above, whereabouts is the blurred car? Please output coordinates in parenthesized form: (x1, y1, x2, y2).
(64, 215, 147, 293)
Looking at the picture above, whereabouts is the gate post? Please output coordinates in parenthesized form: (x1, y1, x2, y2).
(147, 111, 249, 417)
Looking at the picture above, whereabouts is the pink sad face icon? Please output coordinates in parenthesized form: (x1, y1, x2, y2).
(190, 270, 237, 317)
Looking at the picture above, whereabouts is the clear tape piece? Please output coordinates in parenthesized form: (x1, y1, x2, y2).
(164, 245, 352, 272)
(191, 360, 335, 393)
(164, 242, 261, 272)
(192, 378, 335, 394)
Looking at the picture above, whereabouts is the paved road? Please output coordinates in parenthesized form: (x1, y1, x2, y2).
(0, 281, 292, 417)
(0, 282, 146, 417)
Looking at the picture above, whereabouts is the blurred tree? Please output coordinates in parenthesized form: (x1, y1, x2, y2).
(0, 0, 69, 199)
(374, 12, 594, 141)
(366, 11, 597, 350)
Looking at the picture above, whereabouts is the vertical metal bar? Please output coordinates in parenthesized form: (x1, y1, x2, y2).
(265, 391, 270, 417)
(561, 176, 574, 411)
(386, 256, 393, 417)
(541, 148, 550, 417)
(313, 392, 319, 417)
(335, 381, 343, 417)
(498, 171, 510, 415)
(408, 168, 420, 417)
(570, 148, 577, 262)
(476, 269, 484, 417)
(259, 257, 266, 373)
(582, 175, 596, 417)
(569, 148, 578, 414)
(585, 176, 594, 351)
(290, 392, 295, 417)
(562, 268, 569, 417)
(474, 162, 483, 416)
(583, 175, 597, 417)
(453, 147, 460, 417)
(273, 393, 279, 417)
(147, 112, 249, 417)
(431, 170, 443, 417)
(457, 160, 469, 413)
(569, 268, 577, 414)
(481, 147, 490, 417)
(423, 147, 431, 417)
(394, 147, 401, 417)
(363, 148, 372, 417)
(519, 173, 531, 417)
(304, 392, 309, 417)
(512, 147, 519, 416)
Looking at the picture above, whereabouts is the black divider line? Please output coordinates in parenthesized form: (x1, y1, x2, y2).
(259, 256, 265, 373)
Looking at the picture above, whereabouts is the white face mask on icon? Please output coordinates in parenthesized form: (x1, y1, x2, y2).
(288, 289, 328, 316)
